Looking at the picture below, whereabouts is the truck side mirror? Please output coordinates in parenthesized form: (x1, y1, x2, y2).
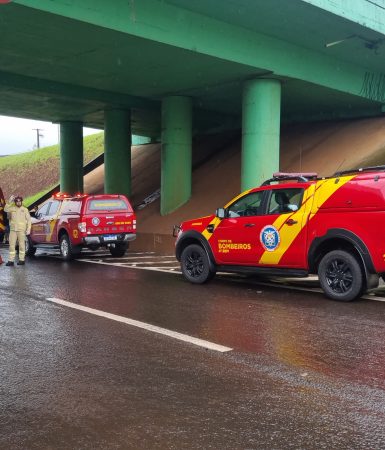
(216, 208, 226, 219)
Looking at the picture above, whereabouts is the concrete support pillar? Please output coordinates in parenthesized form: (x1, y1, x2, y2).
(104, 109, 131, 198)
(241, 79, 281, 191)
(161, 96, 192, 215)
(60, 121, 83, 194)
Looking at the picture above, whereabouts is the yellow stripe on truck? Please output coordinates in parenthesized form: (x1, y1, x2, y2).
(202, 217, 222, 240)
(259, 176, 355, 265)
(309, 175, 355, 217)
(259, 185, 315, 265)
(202, 189, 252, 241)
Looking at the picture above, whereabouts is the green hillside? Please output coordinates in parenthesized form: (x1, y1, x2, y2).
(0, 132, 104, 205)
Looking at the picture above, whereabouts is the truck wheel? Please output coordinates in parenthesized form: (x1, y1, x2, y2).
(180, 244, 216, 284)
(60, 234, 80, 261)
(25, 236, 36, 256)
(318, 250, 363, 302)
(109, 243, 127, 257)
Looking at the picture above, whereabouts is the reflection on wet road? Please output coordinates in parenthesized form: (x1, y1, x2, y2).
(1, 248, 385, 448)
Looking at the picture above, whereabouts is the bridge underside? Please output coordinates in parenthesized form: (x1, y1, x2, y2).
(1, 1, 384, 135)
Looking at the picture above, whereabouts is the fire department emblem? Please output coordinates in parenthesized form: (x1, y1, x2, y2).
(260, 225, 280, 252)
(92, 217, 100, 226)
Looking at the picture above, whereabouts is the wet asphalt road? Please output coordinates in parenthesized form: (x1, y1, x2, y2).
(1, 251, 385, 449)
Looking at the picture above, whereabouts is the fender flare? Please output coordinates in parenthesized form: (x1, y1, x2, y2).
(308, 228, 376, 275)
(175, 230, 217, 272)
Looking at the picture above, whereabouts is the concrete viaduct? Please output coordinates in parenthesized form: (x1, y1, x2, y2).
(1, 0, 385, 214)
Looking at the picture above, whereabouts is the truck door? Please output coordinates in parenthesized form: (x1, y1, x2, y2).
(44, 200, 61, 243)
(211, 185, 314, 268)
(31, 202, 51, 243)
(210, 190, 268, 264)
(258, 185, 314, 268)
(31, 200, 61, 243)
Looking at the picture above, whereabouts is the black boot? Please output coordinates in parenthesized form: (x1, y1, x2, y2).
(17, 261, 25, 266)
(5, 261, 14, 266)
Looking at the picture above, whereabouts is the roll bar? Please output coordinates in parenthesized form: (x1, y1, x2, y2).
(261, 172, 318, 186)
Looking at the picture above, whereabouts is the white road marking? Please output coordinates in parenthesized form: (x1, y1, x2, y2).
(46, 297, 233, 353)
(78, 258, 181, 273)
(110, 255, 176, 260)
(362, 294, 385, 302)
(77, 257, 385, 303)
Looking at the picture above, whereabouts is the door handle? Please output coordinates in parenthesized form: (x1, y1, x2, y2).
(285, 219, 298, 225)
(244, 223, 255, 227)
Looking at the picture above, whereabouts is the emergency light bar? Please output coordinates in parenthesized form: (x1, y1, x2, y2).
(54, 192, 71, 198)
(261, 172, 318, 186)
(273, 172, 318, 179)
(53, 192, 88, 199)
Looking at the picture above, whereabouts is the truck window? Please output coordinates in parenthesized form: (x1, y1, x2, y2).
(47, 200, 60, 216)
(37, 202, 50, 218)
(268, 188, 303, 214)
(227, 191, 264, 217)
(87, 198, 131, 212)
(61, 199, 82, 215)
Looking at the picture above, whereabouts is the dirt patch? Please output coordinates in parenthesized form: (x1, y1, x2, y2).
(0, 157, 59, 200)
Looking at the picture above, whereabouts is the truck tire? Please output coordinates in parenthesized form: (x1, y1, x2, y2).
(60, 234, 81, 261)
(109, 243, 128, 257)
(25, 236, 36, 256)
(180, 244, 216, 284)
(318, 250, 363, 302)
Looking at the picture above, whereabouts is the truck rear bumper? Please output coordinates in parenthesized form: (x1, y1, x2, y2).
(83, 233, 136, 245)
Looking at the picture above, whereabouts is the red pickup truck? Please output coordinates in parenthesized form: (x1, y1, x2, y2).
(174, 166, 385, 302)
(27, 193, 136, 260)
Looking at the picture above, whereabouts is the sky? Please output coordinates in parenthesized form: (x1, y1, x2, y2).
(0, 115, 99, 156)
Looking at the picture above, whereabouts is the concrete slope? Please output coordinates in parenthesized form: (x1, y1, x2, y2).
(84, 117, 385, 253)
(280, 117, 385, 176)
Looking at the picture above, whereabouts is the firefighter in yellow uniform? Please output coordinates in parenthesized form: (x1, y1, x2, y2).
(4, 195, 31, 266)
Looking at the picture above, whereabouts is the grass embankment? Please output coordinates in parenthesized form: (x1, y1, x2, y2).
(0, 132, 104, 206)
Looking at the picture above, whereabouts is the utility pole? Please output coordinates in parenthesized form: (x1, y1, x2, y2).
(32, 128, 44, 149)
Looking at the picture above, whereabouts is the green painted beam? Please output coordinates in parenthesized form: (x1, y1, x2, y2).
(241, 79, 281, 190)
(302, 0, 385, 35)
(284, 107, 385, 123)
(15, 0, 385, 102)
(161, 96, 192, 215)
(0, 70, 157, 112)
(60, 122, 83, 194)
(104, 109, 132, 198)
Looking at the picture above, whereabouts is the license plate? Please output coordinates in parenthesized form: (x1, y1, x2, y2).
(103, 235, 117, 241)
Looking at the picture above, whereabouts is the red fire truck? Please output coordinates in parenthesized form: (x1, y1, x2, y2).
(27, 193, 136, 260)
(174, 166, 385, 302)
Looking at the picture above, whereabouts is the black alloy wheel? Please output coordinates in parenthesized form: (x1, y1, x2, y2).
(180, 244, 216, 284)
(318, 250, 363, 302)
